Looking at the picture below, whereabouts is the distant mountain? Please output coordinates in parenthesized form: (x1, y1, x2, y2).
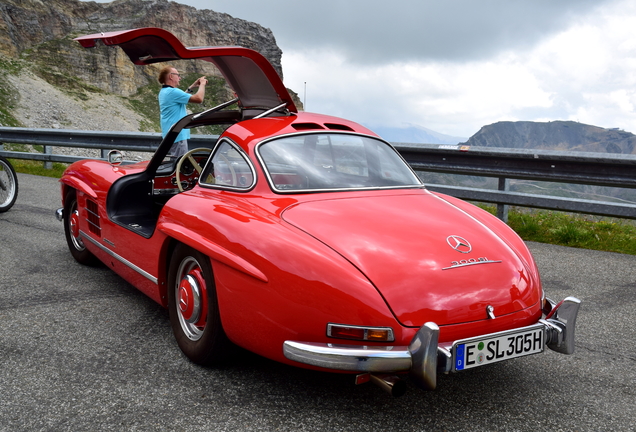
(418, 120, 636, 205)
(463, 120, 636, 154)
(367, 123, 467, 145)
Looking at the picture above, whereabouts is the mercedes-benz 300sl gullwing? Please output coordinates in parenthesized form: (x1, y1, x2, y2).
(57, 28, 580, 396)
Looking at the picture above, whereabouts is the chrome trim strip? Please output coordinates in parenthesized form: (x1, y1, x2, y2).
(86, 207, 99, 218)
(193, 97, 239, 120)
(269, 184, 426, 194)
(283, 341, 412, 372)
(442, 259, 502, 270)
(253, 102, 288, 119)
(86, 218, 101, 232)
(79, 230, 158, 285)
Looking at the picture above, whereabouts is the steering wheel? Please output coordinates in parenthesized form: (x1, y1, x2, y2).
(176, 147, 212, 192)
(217, 153, 237, 187)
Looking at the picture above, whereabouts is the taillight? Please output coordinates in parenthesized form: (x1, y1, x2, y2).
(327, 323, 394, 342)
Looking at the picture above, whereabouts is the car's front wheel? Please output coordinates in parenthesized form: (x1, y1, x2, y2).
(167, 243, 231, 365)
(63, 190, 99, 266)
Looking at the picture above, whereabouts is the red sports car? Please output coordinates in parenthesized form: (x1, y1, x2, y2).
(57, 28, 580, 395)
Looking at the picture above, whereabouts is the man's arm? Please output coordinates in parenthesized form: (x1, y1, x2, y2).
(187, 77, 208, 104)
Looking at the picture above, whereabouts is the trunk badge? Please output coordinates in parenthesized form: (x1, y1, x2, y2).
(487, 305, 496, 319)
(446, 235, 472, 253)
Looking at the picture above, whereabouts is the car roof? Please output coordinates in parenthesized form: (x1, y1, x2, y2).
(75, 27, 297, 113)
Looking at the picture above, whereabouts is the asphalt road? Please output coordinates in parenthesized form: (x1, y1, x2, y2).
(0, 173, 634, 432)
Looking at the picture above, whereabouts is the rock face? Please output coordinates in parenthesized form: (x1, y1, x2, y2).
(464, 120, 636, 155)
(0, 0, 285, 96)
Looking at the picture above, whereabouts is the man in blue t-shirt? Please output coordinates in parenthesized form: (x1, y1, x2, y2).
(158, 66, 208, 157)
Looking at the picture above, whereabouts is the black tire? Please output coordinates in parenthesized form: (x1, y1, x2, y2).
(167, 243, 231, 365)
(0, 156, 18, 213)
(63, 190, 99, 266)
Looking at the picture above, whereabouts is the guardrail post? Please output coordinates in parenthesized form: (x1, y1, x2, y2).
(44, 145, 52, 169)
(497, 177, 509, 223)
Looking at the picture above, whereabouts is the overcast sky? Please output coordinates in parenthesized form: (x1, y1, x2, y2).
(88, 0, 636, 138)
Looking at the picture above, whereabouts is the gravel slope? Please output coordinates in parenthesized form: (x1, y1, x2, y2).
(7, 70, 153, 160)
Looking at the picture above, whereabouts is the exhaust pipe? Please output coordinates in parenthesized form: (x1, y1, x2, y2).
(370, 374, 407, 397)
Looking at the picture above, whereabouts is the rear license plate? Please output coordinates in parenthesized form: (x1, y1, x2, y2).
(453, 325, 544, 371)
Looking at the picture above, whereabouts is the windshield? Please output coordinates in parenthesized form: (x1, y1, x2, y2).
(258, 133, 422, 192)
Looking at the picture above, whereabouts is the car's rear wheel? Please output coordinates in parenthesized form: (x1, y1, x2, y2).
(63, 190, 99, 266)
(168, 243, 231, 365)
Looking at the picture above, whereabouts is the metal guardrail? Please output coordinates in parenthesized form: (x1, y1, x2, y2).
(393, 142, 636, 220)
(0, 128, 217, 164)
(1, 127, 635, 220)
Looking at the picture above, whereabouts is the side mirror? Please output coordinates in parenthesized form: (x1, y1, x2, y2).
(108, 150, 123, 166)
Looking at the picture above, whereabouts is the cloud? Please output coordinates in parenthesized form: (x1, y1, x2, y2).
(283, 49, 554, 136)
(206, 0, 611, 64)
(519, 3, 636, 128)
(279, 0, 636, 136)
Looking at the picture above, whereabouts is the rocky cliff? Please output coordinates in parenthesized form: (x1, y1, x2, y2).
(0, 0, 285, 94)
(0, 0, 297, 133)
(463, 121, 636, 155)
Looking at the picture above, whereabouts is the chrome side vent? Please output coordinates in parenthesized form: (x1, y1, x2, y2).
(86, 199, 101, 237)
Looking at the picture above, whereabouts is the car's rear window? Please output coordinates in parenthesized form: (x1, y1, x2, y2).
(258, 133, 422, 192)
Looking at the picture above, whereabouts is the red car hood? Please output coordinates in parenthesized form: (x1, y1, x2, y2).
(282, 192, 540, 327)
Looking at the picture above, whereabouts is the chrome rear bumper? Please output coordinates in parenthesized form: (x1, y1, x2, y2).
(283, 296, 581, 390)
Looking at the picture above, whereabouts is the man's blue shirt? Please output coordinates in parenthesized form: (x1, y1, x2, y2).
(159, 86, 191, 142)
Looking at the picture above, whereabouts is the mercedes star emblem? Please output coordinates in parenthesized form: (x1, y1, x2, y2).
(446, 235, 472, 253)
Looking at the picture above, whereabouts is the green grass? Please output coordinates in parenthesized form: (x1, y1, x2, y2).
(479, 205, 636, 255)
(7, 158, 69, 178)
(127, 80, 162, 132)
(0, 57, 24, 127)
(4, 144, 69, 177)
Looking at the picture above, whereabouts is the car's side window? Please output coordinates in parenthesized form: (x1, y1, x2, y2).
(200, 140, 255, 189)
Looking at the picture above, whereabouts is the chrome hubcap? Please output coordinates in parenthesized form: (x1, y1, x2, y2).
(178, 274, 201, 324)
(175, 257, 208, 341)
(69, 207, 86, 251)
